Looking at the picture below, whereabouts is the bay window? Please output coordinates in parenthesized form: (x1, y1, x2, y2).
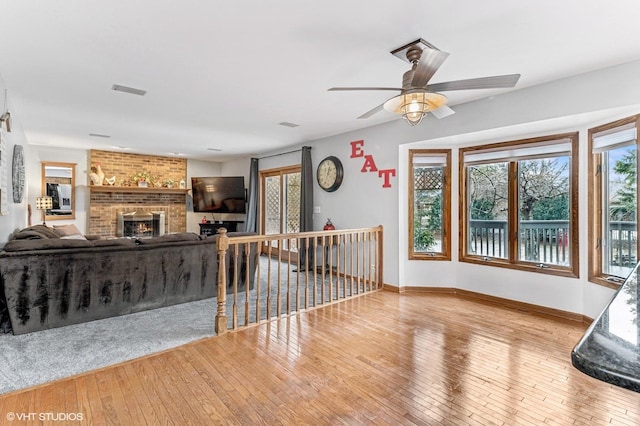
(460, 133, 579, 277)
(408, 149, 451, 260)
(589, 116, 639, 287)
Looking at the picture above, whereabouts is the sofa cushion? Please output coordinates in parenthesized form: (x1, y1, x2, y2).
(135, 232, 203, 245)
(12, 225, 60, 240)
(91, 238, 137, 248)
(53, 224, 86, 239)
(2, 238, 94, 252)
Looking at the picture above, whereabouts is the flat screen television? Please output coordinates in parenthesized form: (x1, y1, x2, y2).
(191, 176, 246, 213)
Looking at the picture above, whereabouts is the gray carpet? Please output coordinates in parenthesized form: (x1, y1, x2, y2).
(0, 258, 355, 395)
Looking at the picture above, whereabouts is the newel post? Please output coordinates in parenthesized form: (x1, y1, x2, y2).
(215, 228, 229, 334)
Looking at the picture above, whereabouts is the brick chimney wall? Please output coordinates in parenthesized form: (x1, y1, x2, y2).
(88, 150, 188, 238)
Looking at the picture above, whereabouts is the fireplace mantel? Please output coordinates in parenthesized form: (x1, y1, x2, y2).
(90, 186, 189, 195)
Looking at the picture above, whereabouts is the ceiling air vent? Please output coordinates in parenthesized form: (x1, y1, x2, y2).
(111, 84, 147, 96)
(279, 122, 299, 128)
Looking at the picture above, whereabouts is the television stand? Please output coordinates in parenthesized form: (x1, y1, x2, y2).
(198, 221, 243, 236)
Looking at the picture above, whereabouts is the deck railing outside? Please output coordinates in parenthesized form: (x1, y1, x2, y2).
(215, 226, 383, 334)
(608, 221, 637, 268)
(469, 219, 637, 266)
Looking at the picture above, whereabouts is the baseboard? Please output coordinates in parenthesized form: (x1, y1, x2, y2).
(383, 285, 593, 324)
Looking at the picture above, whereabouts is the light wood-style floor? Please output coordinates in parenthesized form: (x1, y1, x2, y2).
(1, 290, 639, 425)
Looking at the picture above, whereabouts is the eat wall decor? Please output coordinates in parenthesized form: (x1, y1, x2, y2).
(349, 139, 396, 188)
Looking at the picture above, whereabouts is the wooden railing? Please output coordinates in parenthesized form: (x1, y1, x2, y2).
(215, 226, 384, 334)
(608, 221, 637, 268)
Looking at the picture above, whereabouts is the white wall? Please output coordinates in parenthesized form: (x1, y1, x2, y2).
(0, 75, 29, 242)
(253, 59, 640, 319)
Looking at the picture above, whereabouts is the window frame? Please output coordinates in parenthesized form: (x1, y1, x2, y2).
(588, 114, 640, 288)
(408, 149, 452, 261)
(459, 132, 579, 277)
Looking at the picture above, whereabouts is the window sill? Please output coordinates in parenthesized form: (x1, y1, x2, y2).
(588, 275, 624, 290)
(409, 253, 451, 261)
(460, 255, 579, 278)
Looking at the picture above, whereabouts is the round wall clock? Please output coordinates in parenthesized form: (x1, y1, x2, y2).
(316, 155, 344, 192)
(12, 144, 25, 203)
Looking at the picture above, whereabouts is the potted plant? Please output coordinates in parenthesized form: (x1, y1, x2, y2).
(162, 179, 175, 188)
(132, 170, 154, 187)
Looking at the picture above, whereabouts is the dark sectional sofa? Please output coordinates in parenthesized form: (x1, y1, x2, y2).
(0, 226, 257, 335)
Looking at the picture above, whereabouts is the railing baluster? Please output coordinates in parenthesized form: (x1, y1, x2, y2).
(276, 239, 282, 316)
(320, 235, 326, 305)
(286, 237, 291, 315)
(215, 229, 229, 335)
(244, 242, 250, 326)
(491, 226, 496, 257)
(356, 232, 361, 294)
(232, 244, 239, 329)
(304, 236, 310, 310)
(336, 235, 342, 300)
(349, 233, 354, 296)
(295, 236, 301, 313)
(266, 241, 272, 320)
(312, 236, 318, 307)
(367, 231, 372, 292)
(342, 233, 347, 297)
(255, 244, 261, 324)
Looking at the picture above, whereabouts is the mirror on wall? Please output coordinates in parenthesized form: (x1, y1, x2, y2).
(41, 162, 76, 221)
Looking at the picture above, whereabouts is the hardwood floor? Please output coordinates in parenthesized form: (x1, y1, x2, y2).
(1, 290, 639, 425)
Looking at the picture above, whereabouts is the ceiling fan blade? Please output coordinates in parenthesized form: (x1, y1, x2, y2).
(411, 48, 450, 88)
(328, 87, 402, 92)
(431, 105, 455, 119)
(357, 103, 385, 119)
(425, 74, 521, 92)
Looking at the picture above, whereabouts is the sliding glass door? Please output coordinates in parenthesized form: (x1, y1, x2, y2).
(260, 165, 301, 259)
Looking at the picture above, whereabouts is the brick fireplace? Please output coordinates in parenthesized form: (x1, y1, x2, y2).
(88, 150, 188, 238)
(89, 192, 187, 237)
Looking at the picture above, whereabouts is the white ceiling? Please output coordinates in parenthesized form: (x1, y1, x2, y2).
(1, 1, 640, 161)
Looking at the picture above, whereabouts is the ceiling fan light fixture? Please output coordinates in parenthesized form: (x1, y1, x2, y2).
(383, 92, 447, 126)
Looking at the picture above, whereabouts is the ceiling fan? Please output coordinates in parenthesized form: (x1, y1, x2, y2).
(328, 39, 521, 126)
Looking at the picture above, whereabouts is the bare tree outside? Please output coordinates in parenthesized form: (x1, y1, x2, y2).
(467, 157, 570, 263)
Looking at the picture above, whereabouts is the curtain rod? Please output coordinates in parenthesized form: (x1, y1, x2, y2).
(257, 146, 309, 160)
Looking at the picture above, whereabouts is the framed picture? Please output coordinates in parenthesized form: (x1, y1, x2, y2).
(12, 144, 25, 203)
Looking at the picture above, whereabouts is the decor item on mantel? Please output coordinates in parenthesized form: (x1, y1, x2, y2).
(162, 179, 175, 188)
(132, 170, 155, 187)
(105, 175, 116, 185)
(89, 164, 105, 185)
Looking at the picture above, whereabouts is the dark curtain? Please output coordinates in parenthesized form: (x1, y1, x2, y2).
(299, 146, 314, 267)
(245, 158, 259, 233)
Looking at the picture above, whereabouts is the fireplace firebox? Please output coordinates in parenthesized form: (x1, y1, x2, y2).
(117, 211, 166, 238)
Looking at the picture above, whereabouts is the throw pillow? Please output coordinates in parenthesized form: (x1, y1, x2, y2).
(53, 224, 86, 240)
(60, 234, 87, 240)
